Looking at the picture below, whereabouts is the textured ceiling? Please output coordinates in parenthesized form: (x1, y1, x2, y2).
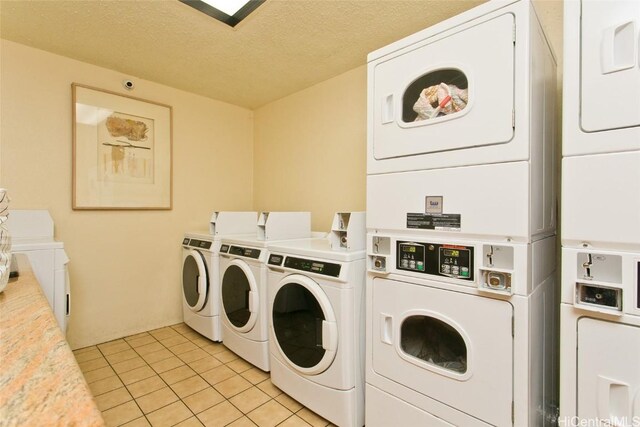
(0, 0, 486, 109)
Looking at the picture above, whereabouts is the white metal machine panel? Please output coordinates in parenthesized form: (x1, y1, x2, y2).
(367, 161, 531, 241)
(372, 13, 514, 160)
(562, 152, 640, 251)
(563, 0, 640, 156)
(560, 247, 640, 316)
(371, 277, 513, 427)
(209, 211, 257, 236)
(578, 319, 640, 424)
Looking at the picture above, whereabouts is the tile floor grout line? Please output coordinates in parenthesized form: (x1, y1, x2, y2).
(77, 323, 332, 427)
(124, 332, 197, 426)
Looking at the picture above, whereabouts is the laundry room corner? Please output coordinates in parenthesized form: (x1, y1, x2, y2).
(252, 66, 367, 232)
(0, 40, 255, 349)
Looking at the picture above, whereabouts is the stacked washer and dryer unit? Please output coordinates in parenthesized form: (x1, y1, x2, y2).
(365, 1, 558, 426)
(560, 1, 640, 425)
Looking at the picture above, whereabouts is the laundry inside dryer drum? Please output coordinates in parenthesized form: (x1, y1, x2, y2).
(222, 265, 252, 328)
(273, 283, 326, 369)
(400, 315, 467, 373)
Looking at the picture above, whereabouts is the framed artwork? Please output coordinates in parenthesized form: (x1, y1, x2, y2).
(72, 83, 172, 210)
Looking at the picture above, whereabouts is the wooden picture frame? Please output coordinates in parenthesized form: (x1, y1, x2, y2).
(72, 83, 172, 210)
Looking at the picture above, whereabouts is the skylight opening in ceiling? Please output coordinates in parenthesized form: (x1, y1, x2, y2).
(179, 0, 265, 27)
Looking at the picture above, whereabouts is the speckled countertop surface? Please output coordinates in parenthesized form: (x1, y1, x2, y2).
(0, 255, 104, 426)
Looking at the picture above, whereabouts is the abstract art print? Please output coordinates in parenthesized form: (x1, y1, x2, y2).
(72, 84, 172, 209)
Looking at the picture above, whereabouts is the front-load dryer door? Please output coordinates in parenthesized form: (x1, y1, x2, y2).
(580, 0, 640, 134)
(577, 318, 640, 424)
(183, 249, 208, 312)
(221, 259, 259, 333)
(371, 277, 513, 426)
(271, 274, 338, 376)
(372, 13, 515, 161)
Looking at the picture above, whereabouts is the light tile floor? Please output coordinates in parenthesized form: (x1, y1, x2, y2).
(74, 323, 335, 427)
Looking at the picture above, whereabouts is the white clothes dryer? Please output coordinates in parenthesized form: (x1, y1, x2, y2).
(367, 0, 557, 244)
(8, 210, 70, 335)
(562, 0, 640, 253)
(366, 232, 557, 427)
(560, 248, 640, 425)
(266, 238, 366, 427)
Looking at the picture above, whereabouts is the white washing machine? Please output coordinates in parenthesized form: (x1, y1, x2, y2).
(366, 233, 557, 426)
(7, 210, 70, 335)
(266, 238, 366, 427)
(182, 211, 257, 342)
(218, 211, 313, 371)
(560, 248, 640, 426)
(219, 236, 271, 370)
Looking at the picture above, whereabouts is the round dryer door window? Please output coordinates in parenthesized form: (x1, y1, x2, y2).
(221, 260, 258, 333)
(271, 275, 337, 375)
(182, 250, 208, 312)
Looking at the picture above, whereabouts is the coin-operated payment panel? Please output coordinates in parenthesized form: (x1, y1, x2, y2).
(397, 241, 473, 281)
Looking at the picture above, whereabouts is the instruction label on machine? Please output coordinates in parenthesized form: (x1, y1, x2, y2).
(407, 213, 461, 231)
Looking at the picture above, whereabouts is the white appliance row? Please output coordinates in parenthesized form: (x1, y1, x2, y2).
(7, 210, 70, 334)
(182, 211, 368, 427)
(366, 0, 558, 426)
(560, 1, 640, 425)
(181, 211, 259, 341)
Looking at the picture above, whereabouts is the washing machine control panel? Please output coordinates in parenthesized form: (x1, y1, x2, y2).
(281, 256, 342, 278)
(397, 241, 473, 280)
(184, 239, 212, 250)
(229, 246, 261, 259)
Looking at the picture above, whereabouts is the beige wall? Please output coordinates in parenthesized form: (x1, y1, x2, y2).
(253, 66, 367, 232)
(0, 40, 254, 349)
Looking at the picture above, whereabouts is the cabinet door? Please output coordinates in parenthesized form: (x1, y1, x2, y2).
(372, 13, 515, 160)
(581, 0, 640, 132)
(578, 318, 640, 425)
